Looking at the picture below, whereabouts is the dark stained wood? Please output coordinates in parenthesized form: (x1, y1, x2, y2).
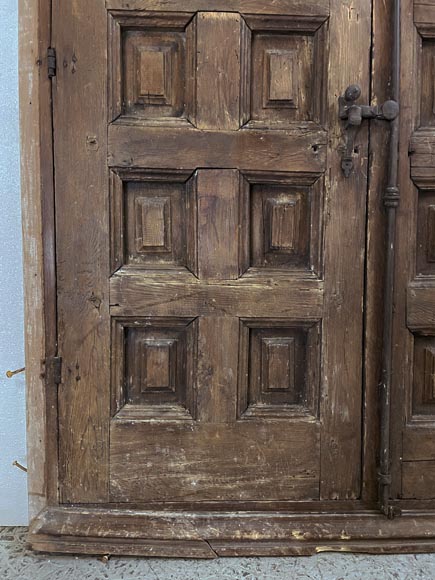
(196, 317, 239, 423)
(106, 0, 330, 17)
(28, 505, 435, 557)
(195, 13, 249, 130)
(197, 170, 239, 280)
(110, 420, 319, 502)
(362, 0, 393, 503)
(319, 0, 371, 499)
(108, 124, 327, 174)
(403, 427, 435, 461)
(402, 461, 435, 499)
(53, 0, 110, 502)
(110, 273, 324, 319)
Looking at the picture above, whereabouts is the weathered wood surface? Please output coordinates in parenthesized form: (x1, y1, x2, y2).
(110, 273, 324, 318)
(402, 461, 435, 499)
(108, 125, 327, 173)
(106, 0, 330, 17)
(19, 0, 56, 517)
(110, 420, 320, 502)
(319, 0, 370, 499)
(53, 0, 110, 502)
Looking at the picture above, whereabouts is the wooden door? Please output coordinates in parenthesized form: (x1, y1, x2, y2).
(53, 0, 371, 506)
(391, 0, 435, 501)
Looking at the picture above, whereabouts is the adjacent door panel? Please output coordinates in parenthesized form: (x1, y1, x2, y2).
(393, 0, 435, 500)
(54, 0, 371, 505)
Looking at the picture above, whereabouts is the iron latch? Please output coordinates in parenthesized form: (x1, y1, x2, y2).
(47, 47, 57, 79)
(338, 84, 399, 177)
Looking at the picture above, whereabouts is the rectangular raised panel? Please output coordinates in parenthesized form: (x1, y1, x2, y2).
(110, 171, 197, 273)
(424, 346, 435, 403)
(407, 285, 435, 330)
(412, 335, 435, 416)
(265, 50, 297, 107)
(109, 12, 194, 121)
(110, 421, 320, 502)
(262, 337, 296, 392)
(268, 197, 301, 251)
(421, 40, 435, 127)
(247, 19, 326, 127)
(238, 320, 321, 418)
(111, 317, 196, 419)
(248, 181, 321, 272)
(135, 196, 171, 251)
(141, 339, 176, 392)
(138, 48, 168, 102)
(417, 191, 435, 275)
(428, 206, 435, 262)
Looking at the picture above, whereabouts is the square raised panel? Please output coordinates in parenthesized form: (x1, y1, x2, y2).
(412, 335, 435, 417)
(110, 170, 197, 273)
(238, 319, 321, 419)
(245, 17, 327, 128)
(420, 40, 435, 127)
(112, 317, 197, 420)
(417, 190, 435, 276)
(109, 12, 195, 123)
(241, 174, 323, 275)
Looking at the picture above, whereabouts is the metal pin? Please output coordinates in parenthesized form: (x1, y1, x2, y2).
(12, 461, 28, 473)
(101, 554, 111, 563)
(6, 367, 25, 378)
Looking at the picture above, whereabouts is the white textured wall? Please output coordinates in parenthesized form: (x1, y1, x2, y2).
(0, 0, 28, 525)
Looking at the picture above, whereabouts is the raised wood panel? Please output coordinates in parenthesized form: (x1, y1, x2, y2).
(108, 124, 327, 174)
(412, 335, 435, 415)
(109, 11, 193, 121)
(407, 284, 435, 331)
(110, 273, 324, 319)
(109, 420, 320, 502)
(242, 176, 323, 276)
(238, 320, 320, 418)
(402, 461, 435, 499)
(111, 317, 197, 419)
(416, 190, 435, 276)
(421, 41, 435, 127)
(110, 171, 197, 273)
(251, 33, 313, 125)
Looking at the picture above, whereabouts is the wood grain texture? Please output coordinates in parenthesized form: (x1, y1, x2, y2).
(108, 124, 327, 174)
(106, 0, 329, 17)
(197, 170, 239, 280)
(110, 273, 324, 319)
(319, 0, 371, 499)
(195, 13, 248, 130)
(407, 285, 435, 331)
(53, 0, 110, 502)
(19, 0, 56, 517)
(195, 317, 239, 423)
(110, 420, 320, 502)
(402, 461, 435, 499)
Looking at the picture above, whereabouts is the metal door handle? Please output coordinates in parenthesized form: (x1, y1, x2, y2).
(338, 84, 399, 177)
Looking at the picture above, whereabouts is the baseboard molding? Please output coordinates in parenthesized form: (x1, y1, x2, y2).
(28, 506, 435, 557)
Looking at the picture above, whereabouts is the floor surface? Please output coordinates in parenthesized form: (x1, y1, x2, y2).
(2, 527, 435, 579)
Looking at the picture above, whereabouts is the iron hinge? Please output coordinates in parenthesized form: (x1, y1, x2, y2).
(47, 47, 57, 79)
(45, 356, 62, 385)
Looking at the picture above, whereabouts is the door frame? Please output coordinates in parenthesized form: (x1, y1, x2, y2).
(20, 0, 435, 556)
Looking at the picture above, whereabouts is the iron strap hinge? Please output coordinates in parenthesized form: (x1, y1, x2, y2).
(45, 356, 62, 386)
(47, 47, 57, 79)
